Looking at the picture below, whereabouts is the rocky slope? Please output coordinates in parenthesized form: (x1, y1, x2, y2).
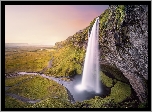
(51, 5, 148, 103)
(99, 5, 148, 103)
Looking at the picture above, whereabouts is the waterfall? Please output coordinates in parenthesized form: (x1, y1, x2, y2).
(75, 17, 101, 93)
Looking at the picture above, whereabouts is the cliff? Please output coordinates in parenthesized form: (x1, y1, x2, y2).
(99, 5, 148, 103)
(49, 5, 148, 103)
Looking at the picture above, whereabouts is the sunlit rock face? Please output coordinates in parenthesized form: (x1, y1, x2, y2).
(99, 5, 148, 103)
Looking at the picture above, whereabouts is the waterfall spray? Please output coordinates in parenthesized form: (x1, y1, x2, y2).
(75, 17, 101, 93)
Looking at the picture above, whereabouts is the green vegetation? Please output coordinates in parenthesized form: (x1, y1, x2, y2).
(76, 97, 139, 108)
(89, 18, 96, 34)
(100, 70, 131, 103)
(5, 75, 34, 86)
(5, 95, 31, 108)
(99, 9, 110, 31)
(5, 47, 53, 73)
(47, 45, 85, 77)
(138, 102, 148, 108)
(115, 5, 125, 29)
(105, 81, 131, 103)
(5, 74, 70, 108)
(79, 96, 116, 108)
(101, 64, 129, 83)
(5, 5, 143, 108)
(72, 80, 132, 108)
(28, 97, 73, 108)
(100, 71, 113, 87)
(6, 75, 68, 100)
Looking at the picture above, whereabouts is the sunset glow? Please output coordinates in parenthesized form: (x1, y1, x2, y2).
(5, 5, 108, 45)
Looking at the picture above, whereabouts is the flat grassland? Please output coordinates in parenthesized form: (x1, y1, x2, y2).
(5, 46, 54, 73)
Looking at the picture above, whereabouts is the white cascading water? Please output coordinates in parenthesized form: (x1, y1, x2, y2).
(76, 17, 101, 93)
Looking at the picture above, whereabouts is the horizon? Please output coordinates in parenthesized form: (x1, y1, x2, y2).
(5, 5, 109, 45)
(5, 43, 54, 46)
(5, 42, 52, 44)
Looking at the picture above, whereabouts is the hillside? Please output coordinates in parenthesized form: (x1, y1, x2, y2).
(5, 5, 148, 108)
(46, 5, 148, 105)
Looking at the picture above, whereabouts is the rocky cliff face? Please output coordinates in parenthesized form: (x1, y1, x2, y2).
(99, 5, 148, 103)
(54, 5, 148, 103)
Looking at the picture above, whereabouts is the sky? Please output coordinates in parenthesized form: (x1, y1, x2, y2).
(5, 5, 109, 45)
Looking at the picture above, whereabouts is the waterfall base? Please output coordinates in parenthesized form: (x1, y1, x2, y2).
(75, 84, 85, 92)
(75, 84, 101, 94)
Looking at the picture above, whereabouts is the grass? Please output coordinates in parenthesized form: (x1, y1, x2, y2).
(47, 45, 85, 77)
(6, 75, 68, 100)
(5, 47, 53, 74)
(72, 96, 118, 108)
(5, 75, 70, 108)
(73, 96, 139, 108)
(100, 71, 113, 87)
(5, 75, 35, 86)
(5, 95, 31, 108)
(4, 5, 142, 108)
(28, 97, 73, 108)
(105, 81, 131, 103)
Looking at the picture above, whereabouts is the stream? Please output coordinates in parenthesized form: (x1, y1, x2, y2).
(5, 72, 75, 104)
(5, 72, 110, 104)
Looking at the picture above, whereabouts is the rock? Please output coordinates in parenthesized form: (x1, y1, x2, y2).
(99, 5, 148, 103)
(52, 5, 148, 103)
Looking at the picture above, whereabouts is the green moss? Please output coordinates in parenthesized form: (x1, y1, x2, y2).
(29, 97, 73, 108)
(47, 45, 85, 77)
(6, 75, 68, 100)
(138, 102, 148, 108)
(113, 79, 117, 83)
(118, 100, 139, 108)
(100, 71, 113, 87)
(105, 81, 131, 103)
(5, 75, 34, 86)
(89, 18, 96, 31)
(5, 95, 31, 108)
(101, 64, 128, 83)
(115, 5, 125, 30)
(73, 96, 140, 108)
(74, 96, 118, 108)
(99, 9, 110, 29)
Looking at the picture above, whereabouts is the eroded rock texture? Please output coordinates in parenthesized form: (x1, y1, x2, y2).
(99, 5, 148, 103)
